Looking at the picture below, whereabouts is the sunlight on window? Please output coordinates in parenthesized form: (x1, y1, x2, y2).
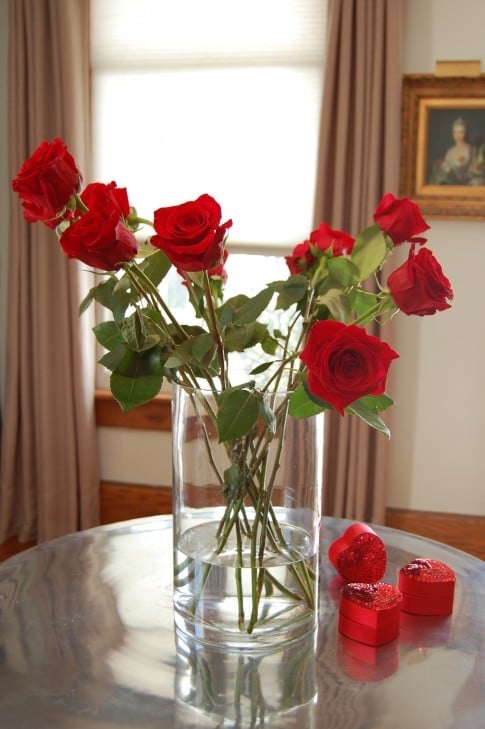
(91, 0, 327, 387)
(93, 67, 322, 247)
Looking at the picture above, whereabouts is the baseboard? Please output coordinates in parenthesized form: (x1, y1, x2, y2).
(3, 493, 483, 562)
(100, 481, 172, 524)
(385, 507, 485, 560)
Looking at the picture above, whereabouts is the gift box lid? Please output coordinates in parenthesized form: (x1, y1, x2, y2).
(328, 522, 387, 583)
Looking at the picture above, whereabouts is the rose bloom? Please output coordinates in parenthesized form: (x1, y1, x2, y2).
(80, 181, 130, 219)
(300, 320, 399, 414)
(151, 194, 232, 272)
(374, 193, 429, 246)
(285, 241, 317, 274)
(310, 222, 355, 256)
(60, 207, 137, 270)
(387, 246, 453, 316)
(11, 137, 81, 226)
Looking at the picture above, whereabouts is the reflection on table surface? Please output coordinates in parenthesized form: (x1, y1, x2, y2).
(0, 516, 483, 728)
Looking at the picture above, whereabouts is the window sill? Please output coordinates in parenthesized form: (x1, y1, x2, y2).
(95, 389, 171, 431)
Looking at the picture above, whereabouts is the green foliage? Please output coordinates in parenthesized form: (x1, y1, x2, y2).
(110, 347, 164, 411)
(289, 384, 330, 418)
(216, 387, 260, 442)
(351, 224, 387, 280)
(81, 214, 402, 436)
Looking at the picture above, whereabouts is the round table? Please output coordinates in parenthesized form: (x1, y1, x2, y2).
(0, 516, 483, 728)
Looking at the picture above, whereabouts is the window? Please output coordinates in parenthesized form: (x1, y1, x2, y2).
(90, 0, 327, 251)
(90, 0, 328, 387)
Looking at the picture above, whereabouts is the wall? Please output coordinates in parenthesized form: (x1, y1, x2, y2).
(387, 0, 485, 515)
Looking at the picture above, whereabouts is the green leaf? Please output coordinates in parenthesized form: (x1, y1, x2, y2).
(327, 256, 360, 287)
(216, 389, 260, 442)
(349, 289, 379, 320)
(93, 320, 124, 350)
(110, 348, 163, 411)
(289, 384, 330, 418)
(269, 276, 308, 309)
(218, 294, 250, 326)
(354, 393, 394, 412)
(163, 339, 197, 368)
(98, 344, 128, 373)
(250, 361, 275, 375)
(232, 288, 274, 325)
(346, 399, 391, 437)
(139, 249, 172, 286)
(222, 323, 257, 352)
(191, 333, 217, 367)
(351, 224, 387, 281)
(315, 289, 351, 322)
(95, 276, 133, 320)
(119, 312, 160, 352)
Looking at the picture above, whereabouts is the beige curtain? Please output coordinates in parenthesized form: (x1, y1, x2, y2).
(0, 0, 99, 543)
(316, 0, 405, 523)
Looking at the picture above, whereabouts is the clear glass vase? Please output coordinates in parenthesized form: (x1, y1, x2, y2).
(171, 382, 324, 650)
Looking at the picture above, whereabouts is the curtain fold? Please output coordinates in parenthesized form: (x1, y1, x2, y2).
(0, 0, 99, 543)
(316, 0, 405, 523)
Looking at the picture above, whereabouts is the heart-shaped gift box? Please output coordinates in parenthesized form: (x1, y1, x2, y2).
(338, 582, 402, 646)
(328, 522, 387, 583)
(398, 558, 455, 615)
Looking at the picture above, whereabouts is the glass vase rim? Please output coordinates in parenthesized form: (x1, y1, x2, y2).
(172, 379, 298, 397)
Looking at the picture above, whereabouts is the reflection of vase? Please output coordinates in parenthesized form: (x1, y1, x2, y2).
(174, 630, 317, 727)
(172, 382, 324, 649)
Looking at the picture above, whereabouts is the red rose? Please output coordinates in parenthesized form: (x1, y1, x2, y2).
(80, 181, 130, 219)
(11, 137, 81, 226)
(387, 246, 453, 316)
(60, 207, 137, 270)
(374, 193, 429, 246)
(300, 320, 399, 414)
(150, 194, 232, 272)
(285, 241, 317, 274)
(310, 222, 355, 256)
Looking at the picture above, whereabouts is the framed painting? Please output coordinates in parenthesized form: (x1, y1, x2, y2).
(400, 74, 485, 219)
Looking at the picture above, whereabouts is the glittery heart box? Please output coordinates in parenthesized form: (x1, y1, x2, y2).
(338, 582, 402, 646)
(398, 558, 456, 616)
(328, 522, 387, 583)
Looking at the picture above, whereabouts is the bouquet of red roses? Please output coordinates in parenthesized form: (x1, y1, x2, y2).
(12, 137, 453, 437)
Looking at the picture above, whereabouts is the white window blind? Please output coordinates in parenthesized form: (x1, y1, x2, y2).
(90, 0, 328, 253)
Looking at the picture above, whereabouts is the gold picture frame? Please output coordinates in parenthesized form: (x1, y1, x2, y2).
(400, 74, 485, 219)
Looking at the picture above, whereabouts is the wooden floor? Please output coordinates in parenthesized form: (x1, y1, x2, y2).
(1, 485, 484, 562)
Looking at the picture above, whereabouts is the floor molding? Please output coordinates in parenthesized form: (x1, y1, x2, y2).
(3, 494, 483, 561)
(100, 481, 172, 524)
(385, 507, 485, 560)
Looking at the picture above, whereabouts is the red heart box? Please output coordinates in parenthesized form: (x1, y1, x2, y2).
(398, 558, 456, 616)
(338, 582, 402, 646)
(328, 522, 387, 583)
